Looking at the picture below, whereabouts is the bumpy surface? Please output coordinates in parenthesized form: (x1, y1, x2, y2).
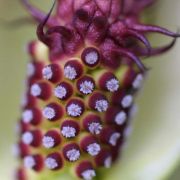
(14, 0, 179, 179)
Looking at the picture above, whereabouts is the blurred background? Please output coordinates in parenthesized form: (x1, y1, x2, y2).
(0, 0, 180, 179)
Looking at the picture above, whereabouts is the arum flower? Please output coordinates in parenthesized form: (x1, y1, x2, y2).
(11, 0, 180, 180)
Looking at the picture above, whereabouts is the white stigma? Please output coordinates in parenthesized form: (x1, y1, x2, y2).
(109, 133, 121, 146)
(24, 156, 35, 169)
(129, 104, 138, 119)
(54, 85, 67, 99)
(124, 126, 133, 138)
(121, 95, 133, 108)
(64, 66, 77, 80)
(133, 74, 143, 89)
(42, 136, 55, 149)
(30, 84, 41, 97)
(12, 144, 19, 157)
(106, 78, 119, 92)
(61, 126, 76, 138)
(15, 123, 21, 134)
(80, 81, 94, 94)
(87, 143, 101, 156)
(27, 63, 35, 77)
(88, 122, 102, 135)
(42, 66, 53, 80)
(45, 157, 58, 169)
(115, 111, 127, 125)
(104, 156, 112, 168)
(66, 149, 80, 161)
(95, 100, 108, 112)
(43, 107, 55, 120)
(67, 104, 82, 117)
(82, 170, 96, 180)
(21, 92, 28, 107)
(22, 110, 33, 123)
(85, 51, 98, 65)
(22, 132, 33, 145)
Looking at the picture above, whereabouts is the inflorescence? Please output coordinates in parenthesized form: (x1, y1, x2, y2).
(15, 0, 179, 179)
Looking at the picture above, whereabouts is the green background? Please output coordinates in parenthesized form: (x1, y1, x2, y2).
(0, 0, 180, 179)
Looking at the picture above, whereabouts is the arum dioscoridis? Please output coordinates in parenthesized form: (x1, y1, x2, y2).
(14, 0, 180, 179)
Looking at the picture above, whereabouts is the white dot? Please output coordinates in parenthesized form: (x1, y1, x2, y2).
(66, 149, 80, 161)
(80, 81, 94, 94)
(85, 51, 98, 65)
(87, 143, 101, 156)
(81, 170, 96, 180)
(129, 104, 138, 120)
(114, 111, 127, 125)
(22, 110, 33, 123)
(67, 104, 82, 117)
(106, 78, 119, 92)
(42, 66, 53, 80)
(15, 123, 21, 134)
(30, 84, 41, 97)
(109, 133, 121, 146)
(61, 126, 76, 138)
(104, 156, 112, 168)
(45, 157, 58, 169)
(121, 95, 133, 108)
(88, 122, 102, 135)
(43, 107, 55, 120)
(22, 132, 33, 145)
(21, 91, 28, 107)
(24, 156, 35, 169)
(42, 136, 55, 149)
(27, 63, 35, 77)
(64, 66, 77, 80)
(12, 144, 19, 157)
(95, 100, 108, 112)
(133, 74, 143, 89)
(54, 85, 67, 99)
(124, 126, 133, 138)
